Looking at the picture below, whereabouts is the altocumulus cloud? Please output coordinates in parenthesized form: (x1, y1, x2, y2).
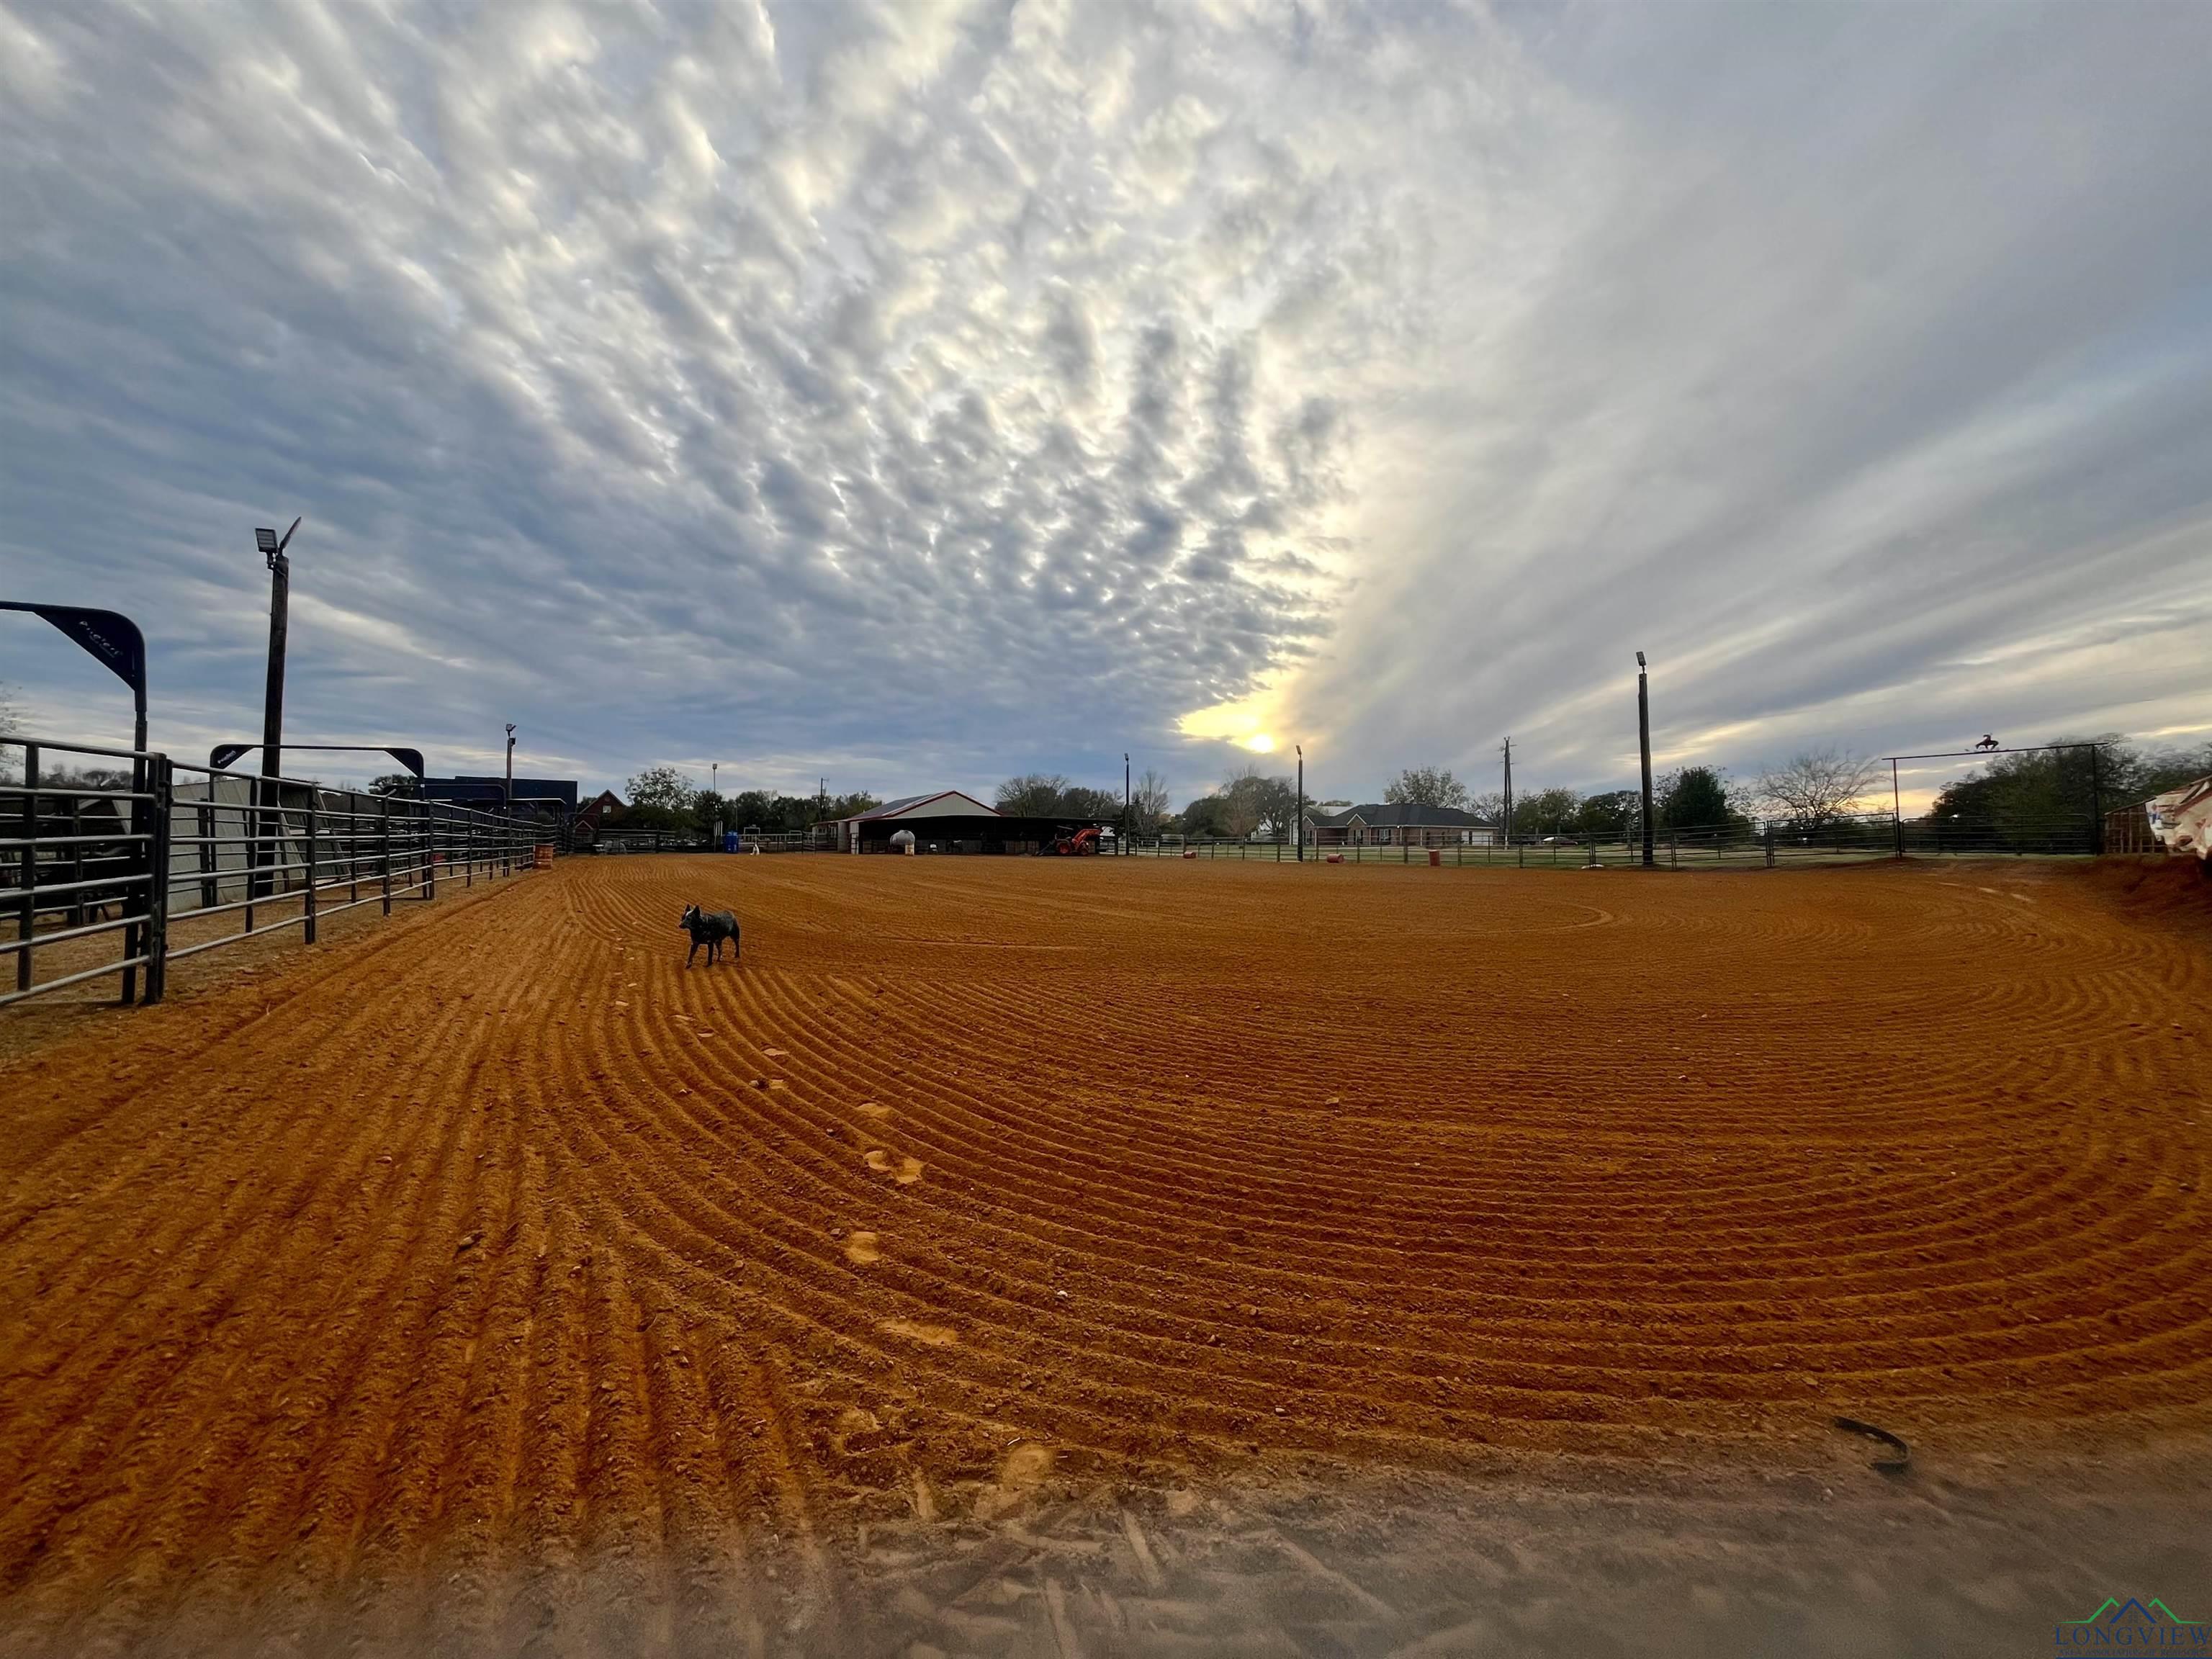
(1, 1, 2208, 802)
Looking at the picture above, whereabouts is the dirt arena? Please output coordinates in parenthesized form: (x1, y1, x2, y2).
(2, 855, 2208, 1655)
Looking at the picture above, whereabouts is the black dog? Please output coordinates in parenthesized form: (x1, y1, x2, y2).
(679, 903, 741, 966)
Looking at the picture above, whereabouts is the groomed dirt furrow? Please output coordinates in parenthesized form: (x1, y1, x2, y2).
(0, 980, 508, 1588)
(1, 853, 2207, 1642)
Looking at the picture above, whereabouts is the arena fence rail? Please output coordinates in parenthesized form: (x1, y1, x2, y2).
(1125, 804, 2118, 866)
(4, 734, 538, 1010)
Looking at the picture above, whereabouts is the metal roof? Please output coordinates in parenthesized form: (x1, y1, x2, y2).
(1304, 801, 1495, 829)
(840, 790, 1002, 822)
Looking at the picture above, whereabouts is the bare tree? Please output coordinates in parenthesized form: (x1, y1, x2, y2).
(997, 773, 1072, 816)
(0, 681, 22, 783)
(1129, 768, 1172, 835)
(1384, 766, 1469, 809)
(1753, 746, 1881, 830)
(1221, 765, 1298, 837)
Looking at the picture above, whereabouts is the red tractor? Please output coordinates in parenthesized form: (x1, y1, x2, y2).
(1043, 825, 1102, 855)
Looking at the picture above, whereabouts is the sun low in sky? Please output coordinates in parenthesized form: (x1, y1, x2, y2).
(4, 2, 2207, 801)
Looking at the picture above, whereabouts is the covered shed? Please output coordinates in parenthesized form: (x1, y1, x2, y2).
(835, 791, 1108, 854)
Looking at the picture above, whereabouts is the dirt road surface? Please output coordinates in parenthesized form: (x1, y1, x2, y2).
(3, 855, 2207, 1655)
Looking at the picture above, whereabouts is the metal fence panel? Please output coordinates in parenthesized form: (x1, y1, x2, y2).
(4, 735, 540, 1008)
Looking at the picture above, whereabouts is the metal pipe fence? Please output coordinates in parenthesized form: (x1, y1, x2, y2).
(584, 828, 836, 854)
(4, 735, 539, 1009)
(1123, 806, 2119, 866)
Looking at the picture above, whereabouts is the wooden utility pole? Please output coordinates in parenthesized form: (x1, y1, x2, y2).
(1502, 736, 1514, 849)
(1637, 651, 1655, 868)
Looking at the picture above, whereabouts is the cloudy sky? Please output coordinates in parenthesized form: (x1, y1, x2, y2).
(4, 0, 2208, 809)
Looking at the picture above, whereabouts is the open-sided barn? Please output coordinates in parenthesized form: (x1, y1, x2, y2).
(835, 791, 1108, 854)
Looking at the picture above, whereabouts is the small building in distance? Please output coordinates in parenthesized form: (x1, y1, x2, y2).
(1305, 801, 1498, 849)
(834, 790, 1109, 854)
(571, 789, 626, 847)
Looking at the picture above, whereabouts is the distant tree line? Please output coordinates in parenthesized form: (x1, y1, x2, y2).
(584, 732, 2208, 852)
(995, 773, 1126, 822)
(0, 680, 23, 783)
(1928, 735, 2211, 848)
(614, 765, 879, 837)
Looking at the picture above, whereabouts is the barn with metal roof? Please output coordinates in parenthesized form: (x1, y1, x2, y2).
(833, 791, 1110, 853)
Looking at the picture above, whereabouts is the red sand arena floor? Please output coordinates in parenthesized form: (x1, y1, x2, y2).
(2, 854, 2206, 1655)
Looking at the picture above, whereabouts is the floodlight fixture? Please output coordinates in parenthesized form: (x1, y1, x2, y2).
(255, 516, 302, 571)
(1636, 649, 1647, 669)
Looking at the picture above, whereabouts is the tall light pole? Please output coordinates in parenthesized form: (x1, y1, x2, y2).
(252, 518, 300, 900)
(1123, 753, 1130, 856)
(1637, 651, 1655, 868)
(1501, 736, 1514, 849)
(1295, 744, 1304, 862)
(253, 519, 300, 783)
(504, 723, 516, 807)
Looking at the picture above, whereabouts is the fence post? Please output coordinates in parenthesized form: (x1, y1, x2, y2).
(304, 796, 320, 944)
(68, 797, 85, 927)
(143, 755, 171, 1004)
(2090, 745, 2103, 855)
(198, 795, 218, 910)
(1669, 829, 1678, 869)
(1766, 825, 1775, 868)
(380, 799, 393, 916)
(16, 744, 37, 994)
(122, 750, 145, 1005)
